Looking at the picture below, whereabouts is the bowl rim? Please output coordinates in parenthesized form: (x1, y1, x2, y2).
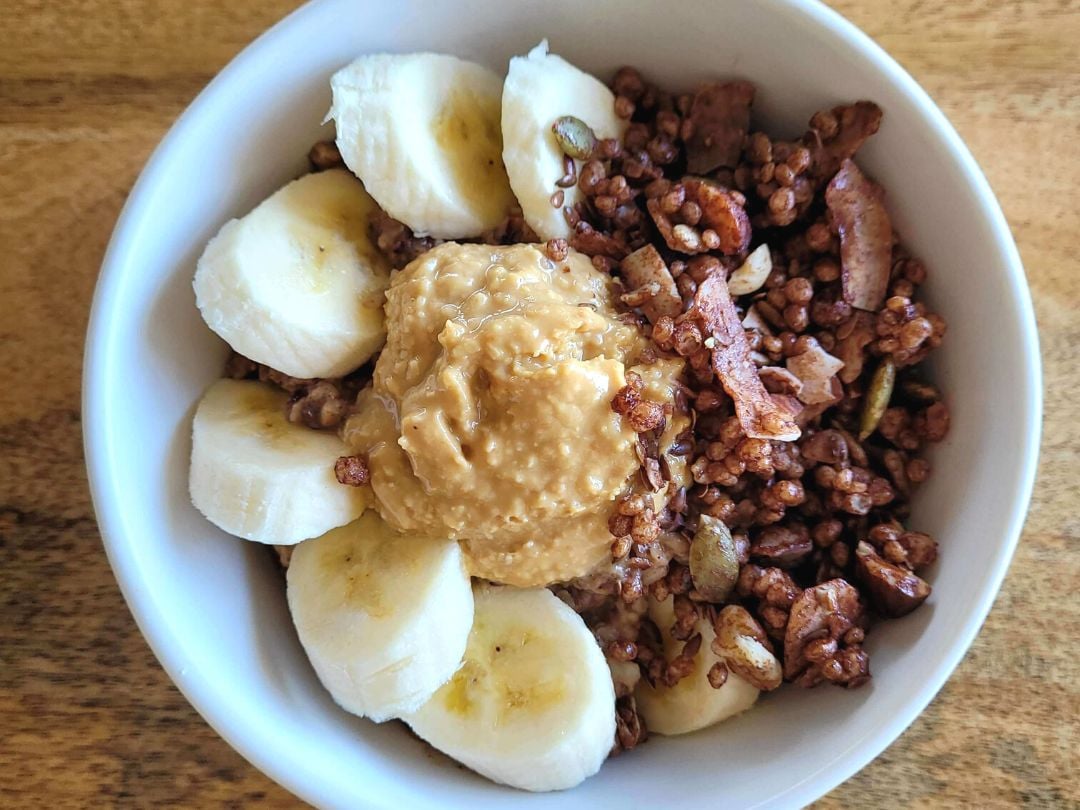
(82, 0, 1042, 806)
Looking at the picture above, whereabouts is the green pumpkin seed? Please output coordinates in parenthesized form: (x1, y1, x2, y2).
(689, 516, 739, 603)
(859, 357, 896, 439)
(551, 115, 598, 160)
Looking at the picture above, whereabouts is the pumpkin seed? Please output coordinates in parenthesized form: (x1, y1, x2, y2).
(551, 115, 598, 160)
(689, 516, 739, 603)
(859, 357, 896, 439)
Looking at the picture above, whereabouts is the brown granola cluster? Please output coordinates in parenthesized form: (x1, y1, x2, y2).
(369, 203, 540, 271)
(550, 68, 949, 752)
(224, 352, 370, 431)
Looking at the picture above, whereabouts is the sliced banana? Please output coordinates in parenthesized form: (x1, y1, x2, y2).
(287, 512, 473, 722)
(635, 596, 759, 736)
(403, 585, 615, 792)
(194, 169, 390, 379)
(189, 379, 367, 545)
(502, 40, 627, 242)
(329, 53, 515, 239)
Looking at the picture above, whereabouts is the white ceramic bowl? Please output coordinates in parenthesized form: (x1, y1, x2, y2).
(83, 0, 1041, 806)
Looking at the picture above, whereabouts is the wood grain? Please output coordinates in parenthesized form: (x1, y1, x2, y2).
(0, 1, 1076, 807)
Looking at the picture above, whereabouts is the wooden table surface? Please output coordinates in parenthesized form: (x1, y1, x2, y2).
(1, 1, 1077, 806)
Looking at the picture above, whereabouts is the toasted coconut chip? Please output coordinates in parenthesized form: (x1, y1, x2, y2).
(727, 243, 773, 296)
(685, 80, 755, 174)
(758, 366, 804, 396)
(683, 178, 752, 255)
(826, 159, 893, 312)
(786, 343, 845, 405)
(807, 101, 883, 182)
(621, 282, 662, 307)
(620, 244, 681, 322)
(741, 303, 775, 337)
(691, 274, 801, 442)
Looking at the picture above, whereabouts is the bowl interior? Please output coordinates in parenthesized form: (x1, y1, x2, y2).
(84, 0, 1039, 807)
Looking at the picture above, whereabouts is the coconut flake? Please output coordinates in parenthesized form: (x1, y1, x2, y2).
(758, 366, 804, 396)
(787, 343, 845, 405)
(826, 159, 893, 312)
(770, 393, 804, 425)
(741, 303, 775, 337)
(620, 244, 681, 322)
(690, 274, 800, 442)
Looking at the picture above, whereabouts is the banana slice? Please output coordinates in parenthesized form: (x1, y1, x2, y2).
(189, 379, 367, 545)
(329, 53, 515, 238)
(403, 585, 615, 792)
(635, 596, 759, 736)
(287, 512, 473, 721)
(194, 169, 390, 380)
(502, 41, 627, 241)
